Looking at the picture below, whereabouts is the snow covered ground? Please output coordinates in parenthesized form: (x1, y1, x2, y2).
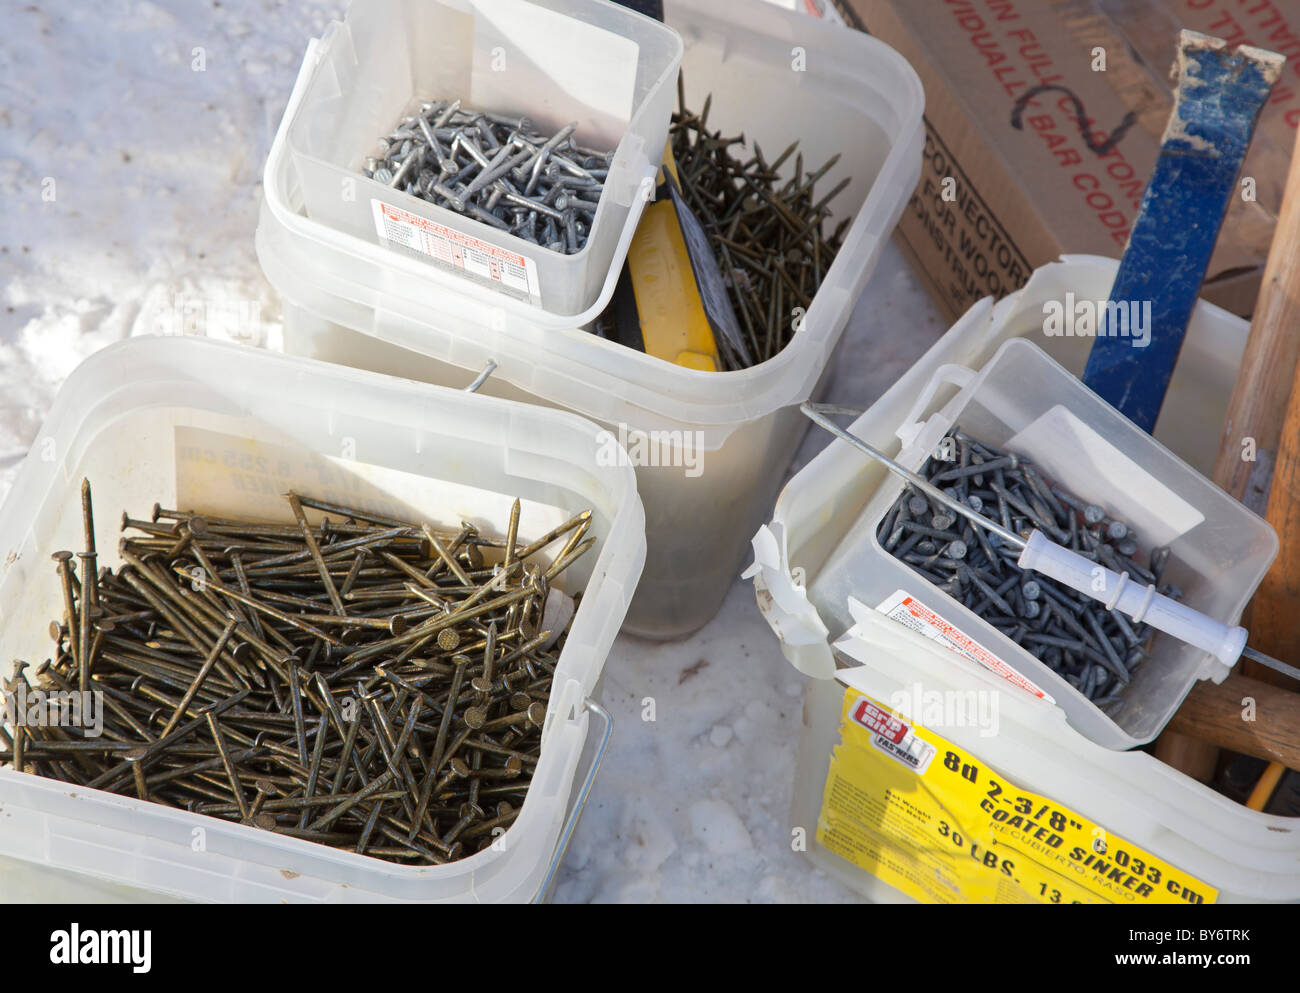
(0, 1, 947, 902)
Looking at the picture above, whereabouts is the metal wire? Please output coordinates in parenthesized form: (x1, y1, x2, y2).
(802, 402, 1300, 682)
(800, 402, 1026, 550)
(1241, 646, 1300, 683)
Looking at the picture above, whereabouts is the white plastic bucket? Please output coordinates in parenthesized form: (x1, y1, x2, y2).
(748, 256, 1300, 903)
(809, 338, 1275, 749)
(0, 336, 645, 903)
(256, 0, 924, 638)
(286, 0, 683, 317)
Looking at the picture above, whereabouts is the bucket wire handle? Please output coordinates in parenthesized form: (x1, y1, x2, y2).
(534, 698, 612, 904)
(463, 359, 498, 393)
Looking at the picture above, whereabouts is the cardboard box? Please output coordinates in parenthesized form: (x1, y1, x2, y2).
(833, 0, 1300, 321)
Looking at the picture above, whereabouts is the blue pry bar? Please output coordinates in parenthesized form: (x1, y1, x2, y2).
(1081, 32, 1283, 434)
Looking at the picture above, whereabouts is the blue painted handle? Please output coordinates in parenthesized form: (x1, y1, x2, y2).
(1082, 38, 1280, 434)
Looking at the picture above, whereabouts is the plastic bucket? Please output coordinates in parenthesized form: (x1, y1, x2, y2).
(285, 0, 683, 317)
(810, 338, 1275, 749)
(0, 336, 645, 903)
(256, 0, 924, 638)
(748, 256, 1300, 903)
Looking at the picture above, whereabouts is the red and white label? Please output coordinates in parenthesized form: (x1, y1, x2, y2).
(871, 729, 937, 774)
(371, 200, 540, 304)
(848, 697, 936, 773)
(875, 590, 1055, 703)
(850, 698, 908, 743)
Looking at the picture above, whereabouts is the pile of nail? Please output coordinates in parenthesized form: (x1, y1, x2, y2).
(631, 84, 850, 367)
(363, 98, 612, 255)
(5, 481, 595, 865)
(876, 430, 1180, 709)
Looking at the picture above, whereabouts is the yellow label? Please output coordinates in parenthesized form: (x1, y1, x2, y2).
(817, 689, 1218, 905)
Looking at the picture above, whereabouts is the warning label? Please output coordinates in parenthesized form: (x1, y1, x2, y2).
(371, 200, 541, 305)
(875, 590, 1054, 703)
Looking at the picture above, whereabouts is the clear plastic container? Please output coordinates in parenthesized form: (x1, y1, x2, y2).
(257, 0, 925, 638)
(748, 256, 1299, 902)
(0, 336, 645, 903)
(285, 0, 682, 317)
(812, 337, 1276, 749)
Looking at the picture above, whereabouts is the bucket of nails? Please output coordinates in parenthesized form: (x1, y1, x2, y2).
(812, 339, 1276, 749)
(282, 0, 683, 315)
(0, 337, 645, 902)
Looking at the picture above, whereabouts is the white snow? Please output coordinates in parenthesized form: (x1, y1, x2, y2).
(0, 1, 948, 903)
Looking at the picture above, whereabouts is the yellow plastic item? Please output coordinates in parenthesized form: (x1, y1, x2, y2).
(1246, 761, 1285, 811)
(624, 142, 720, 372)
